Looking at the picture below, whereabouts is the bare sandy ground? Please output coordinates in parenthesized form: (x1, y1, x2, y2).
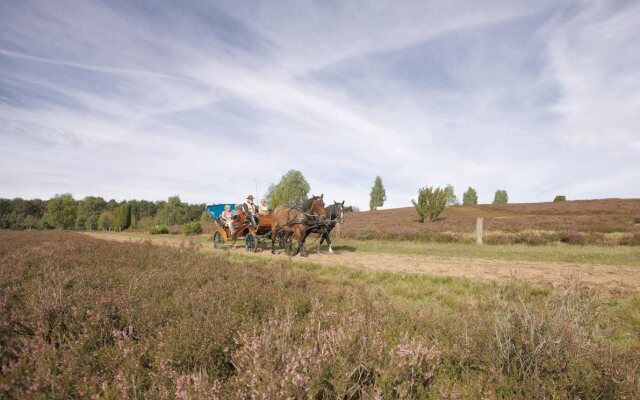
(84, 232, 640, 298)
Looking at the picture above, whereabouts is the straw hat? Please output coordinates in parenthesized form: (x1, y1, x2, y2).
(246, 195, 254, 200)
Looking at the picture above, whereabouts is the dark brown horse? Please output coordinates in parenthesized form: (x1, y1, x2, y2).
(271, 194, 326, 257)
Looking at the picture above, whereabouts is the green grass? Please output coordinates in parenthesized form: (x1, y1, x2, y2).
(332, 238, 640, 266)
(91, 231, 640, 267)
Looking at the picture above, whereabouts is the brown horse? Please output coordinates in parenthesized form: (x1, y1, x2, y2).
(271, 194, 327, 257)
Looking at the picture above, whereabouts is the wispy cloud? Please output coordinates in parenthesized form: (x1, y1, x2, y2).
(1, 0, 638, 206)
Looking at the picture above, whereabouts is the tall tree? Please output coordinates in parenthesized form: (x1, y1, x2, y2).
(155, 196, 188, 225)
(76, 196, 107, 230)
(45, 193, 77, 230)
(268, 170, 311, 209)
(97, 210, 113, 231)
(462, 187, 478, 205)
(112, 203, 132, 231)
(493, 189, 509, 204)
(444, 184, 459, 206)
(369, 176, 386, 210)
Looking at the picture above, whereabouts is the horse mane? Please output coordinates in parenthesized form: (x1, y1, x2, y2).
(325, 204, 336, 220)
(299, 196, 318, 212)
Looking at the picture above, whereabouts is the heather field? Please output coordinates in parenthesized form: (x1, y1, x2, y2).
(2, 231, 640, 399)
(341, 199, 640, 245)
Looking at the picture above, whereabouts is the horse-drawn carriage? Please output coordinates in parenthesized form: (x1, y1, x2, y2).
(205, 204, 280, 252)
(206, 196, 344, 257)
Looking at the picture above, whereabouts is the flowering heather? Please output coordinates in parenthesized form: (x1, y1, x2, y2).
(1, 231, 638, 398)
(342, 199, 640, 244)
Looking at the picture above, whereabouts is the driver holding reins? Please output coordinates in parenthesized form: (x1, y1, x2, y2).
(242, 195, 259, 228)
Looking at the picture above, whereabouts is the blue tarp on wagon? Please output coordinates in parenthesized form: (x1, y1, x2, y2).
(205, 204, 235, 223)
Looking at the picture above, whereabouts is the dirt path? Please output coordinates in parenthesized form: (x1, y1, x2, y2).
(84, 232, 640, 298)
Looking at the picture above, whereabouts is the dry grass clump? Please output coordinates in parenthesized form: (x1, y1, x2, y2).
(619, 228, 640, 246)
(1, 231, 639, 399)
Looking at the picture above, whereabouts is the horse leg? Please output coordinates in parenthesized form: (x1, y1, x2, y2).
(299, 228, 309, 257)
(271, 228, 276, 254)
(326, 233, 333, 253)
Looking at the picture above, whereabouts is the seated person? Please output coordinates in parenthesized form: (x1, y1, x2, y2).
(242, 195, 259, 228)
(219, 204, 235, 234)
(258, 198, 269, 215)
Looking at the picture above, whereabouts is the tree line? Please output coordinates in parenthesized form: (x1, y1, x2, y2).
(0, 194, 205, 231)
(369, 177, 515, 223)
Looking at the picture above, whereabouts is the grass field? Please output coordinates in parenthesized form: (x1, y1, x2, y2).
(2, 231, 639, 399)
(334, 238, 640, 266)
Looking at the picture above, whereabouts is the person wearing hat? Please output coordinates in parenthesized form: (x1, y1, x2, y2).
(242, 195, 259, 228)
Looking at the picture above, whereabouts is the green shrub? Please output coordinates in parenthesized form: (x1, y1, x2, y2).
(553, 195, 567, 202)
(412, 186, 447, 223)
(149, 224, 169, 234)
(183, 221, 202, 235)
(137, 216, 154, 229)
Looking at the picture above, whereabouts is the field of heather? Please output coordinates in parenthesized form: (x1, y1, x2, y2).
(341, 199, 640, 245)
(2, 231, 639, 399)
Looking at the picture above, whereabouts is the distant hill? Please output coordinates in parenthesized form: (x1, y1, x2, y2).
(341, 199, 640, 242)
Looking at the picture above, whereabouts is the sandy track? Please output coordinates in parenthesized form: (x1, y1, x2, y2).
(84, 232, 640, 298)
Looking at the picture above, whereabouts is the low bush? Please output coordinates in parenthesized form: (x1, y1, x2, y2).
(149, 224, 169, 234)
(136, 216, 155, 229)
(515, 232, 550, 246)
(560, 230, 586, 245)
(485, 234, 514, 245)
(183, 221, 202, 236)
(619, 228, 640, 246)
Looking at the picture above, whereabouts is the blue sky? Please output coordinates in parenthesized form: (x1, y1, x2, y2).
(1, 0, 639, 208)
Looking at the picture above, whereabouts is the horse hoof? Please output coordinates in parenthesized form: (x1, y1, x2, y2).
(328, 248, 333, 254)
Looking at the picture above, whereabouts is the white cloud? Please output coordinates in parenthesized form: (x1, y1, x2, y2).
(1, 0, 638, 207)
(547, 0, 640, 146)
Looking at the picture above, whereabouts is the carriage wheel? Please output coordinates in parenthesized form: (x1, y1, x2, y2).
(213, 231, 223, 248)
(245, 233, 258, 252)
(284, 236, 300, 256)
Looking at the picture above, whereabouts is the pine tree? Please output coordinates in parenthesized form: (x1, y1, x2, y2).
(369, 176, 386, 210)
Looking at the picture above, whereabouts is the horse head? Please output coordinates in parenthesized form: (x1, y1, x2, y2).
(332, 200, 345, 223)
(309, 195, 327, 220)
